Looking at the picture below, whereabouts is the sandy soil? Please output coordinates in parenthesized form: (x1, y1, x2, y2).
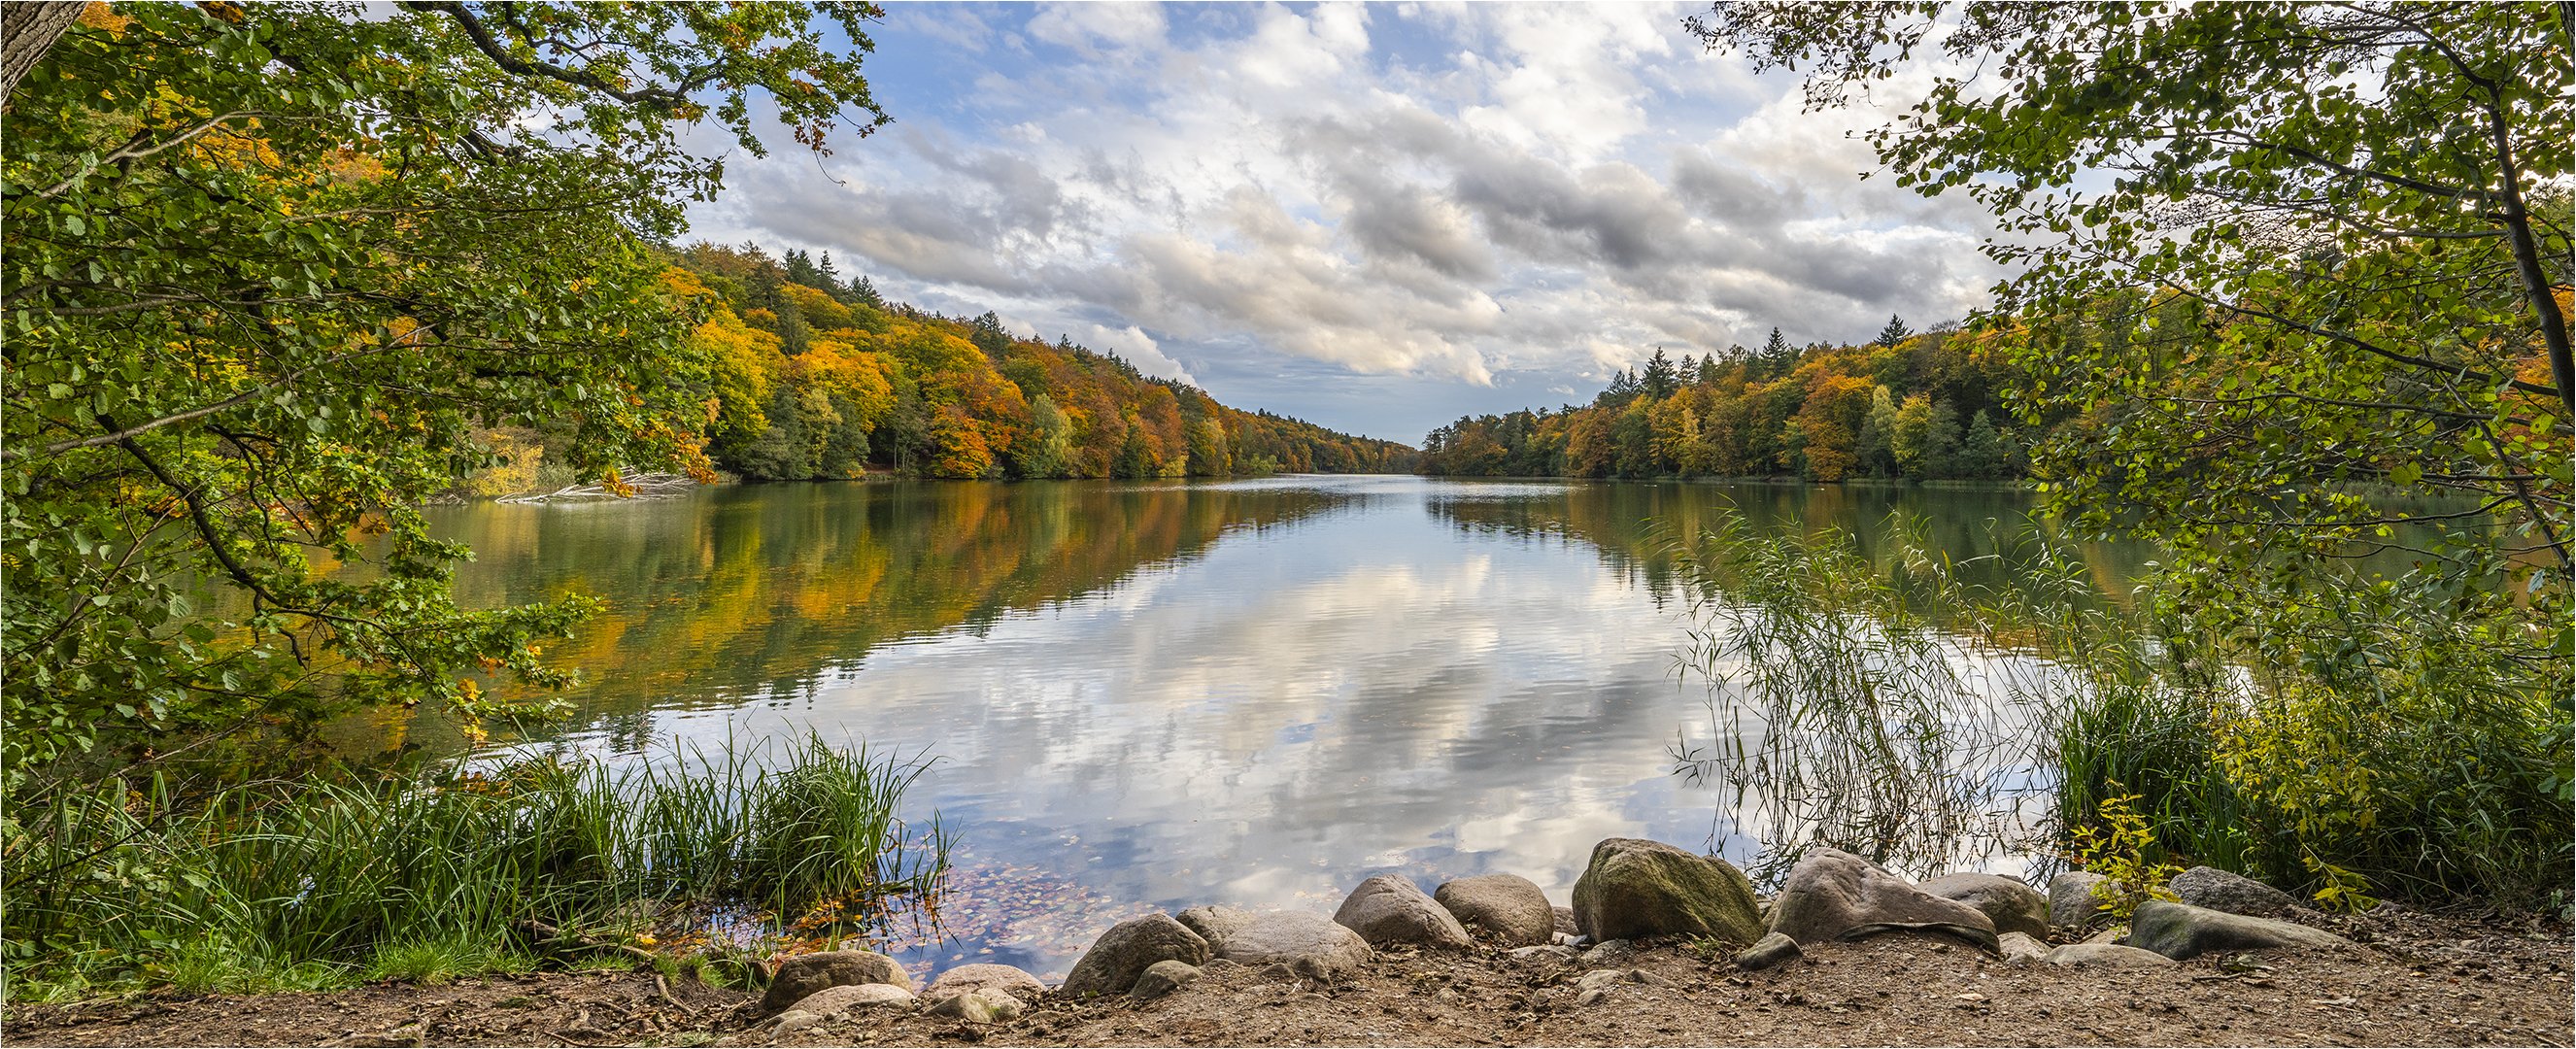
(7, 905, 2567, 1047)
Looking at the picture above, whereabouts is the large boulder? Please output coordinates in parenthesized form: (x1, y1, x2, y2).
(2049, 871, 2115, 931)
(2169, 866, 2297, 918)
(1061, 913, 1209, 998)
(1175, 905, 1266, 954)
(1334, 874, 1474, 950)
(2123, 899, 2352, 961)
(760, 949, 913, 1016)
(1569, 838, 1764, 946)
(1918, 872, 2051, 939)
(923, 964, 1045, 1003)
(1433, 874, 1556, 946)
(1215, 911, 1373, 982)
(1767, 847, 1997, 952)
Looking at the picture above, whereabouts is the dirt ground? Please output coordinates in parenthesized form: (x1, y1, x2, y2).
(8, 905, 2569, 1047)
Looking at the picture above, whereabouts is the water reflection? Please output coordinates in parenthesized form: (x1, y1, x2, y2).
(419, 476, 2140, 979)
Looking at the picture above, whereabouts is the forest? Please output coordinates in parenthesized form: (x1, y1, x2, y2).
(658, 244, 1413, 484)
(1418, 318, 2027, 481)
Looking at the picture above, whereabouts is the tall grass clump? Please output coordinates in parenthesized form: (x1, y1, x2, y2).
(0, 733, 947, 1000)
(1662, 507, 2573, 911)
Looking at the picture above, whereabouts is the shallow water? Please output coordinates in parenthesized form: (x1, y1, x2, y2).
(418, 475, 2145, 978)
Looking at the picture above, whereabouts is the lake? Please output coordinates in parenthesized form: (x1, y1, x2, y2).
(416, 475, 2146, 979)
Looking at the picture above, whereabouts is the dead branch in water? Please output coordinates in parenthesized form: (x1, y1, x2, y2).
(495, 469, 696, 504)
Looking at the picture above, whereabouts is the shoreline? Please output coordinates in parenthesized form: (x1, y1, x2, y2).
(9, 902, 2565, 1048)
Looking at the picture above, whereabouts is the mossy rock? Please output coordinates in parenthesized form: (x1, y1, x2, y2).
(1570, 837, 1763, 946)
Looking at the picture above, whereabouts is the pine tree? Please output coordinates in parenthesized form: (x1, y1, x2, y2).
(1875, 313, 1913, 348)
(1642, 349, 1679, 399)
(849, 274, 885, 308)
(1759, 326, 1792, 378)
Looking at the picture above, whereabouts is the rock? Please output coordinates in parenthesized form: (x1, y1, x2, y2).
(1575, 968, 1625, 993)
(1061, 913, 1209, 998)
(1996, 931, 2051, 964)
(2049, 871, 2116, 931)
(1130, 960, 1202, 999)
(1767, 847, 1997, 952)
(1433, 873, 1556, 946)
(1334, 874, 1474, 950)
(1552, 905, 1578, 936)
(1215, 911, 1373, 983)
(1176, 904, 1268, 953)
(1551, 931, 1584, 947)
(768, 1010, 823, 1037)
(2123, 899, 2352, 961)
(923, 964, 1045, 1003)
(786, 982, 915, 1017)
(1509, 944, 1578, 963)
(2045, 942, 2178, 967)
(924, 989, 1024, 1023)
(1732, 931, 1801, 971)
(2170, 866, 2297, 918)
(1627, 967, 1673, 988)
(1578, 939, 1636, 966)
(1569, 837, 1764, 946)
(1919, 872, 2051, 940)
(1576, 987, 1611, 1007)
(759, 950, 913, 1016)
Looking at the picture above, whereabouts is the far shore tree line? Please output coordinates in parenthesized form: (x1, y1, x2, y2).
(1421, 319, 2027, 482)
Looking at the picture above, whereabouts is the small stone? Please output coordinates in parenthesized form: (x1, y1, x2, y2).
(924, 964, 1045, 1003)
(1509, 944, 1578, 963)
(768, 1010, 822, 1039)
(1575, 968, 1624, 993)
(1576, 987, 1610, 1007)
(1627, 968, 1672, 987)
(1130, 960, 1202, 1000)
(2045, 942, 2178, 968)
(2049, 872, 2116, 931)
(1997, 931, 2051, 964)
(785, 983, 915, 1017)
(925, 989, 1025, 1023)
(1733, 931, 1802, 971)
(2169, 867, 2298, 918)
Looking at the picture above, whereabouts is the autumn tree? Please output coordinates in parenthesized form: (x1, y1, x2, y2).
(2, 1, 891, 781)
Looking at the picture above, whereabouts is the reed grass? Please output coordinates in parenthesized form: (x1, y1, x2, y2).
(1660, 506, 2571, 910)
(0, 732, 947, 1001)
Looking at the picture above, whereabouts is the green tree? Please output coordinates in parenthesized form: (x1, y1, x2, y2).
(2, 1, 891, 782)
(1690, 2, 2570, 581)
(1873, 313, 1912, 348)
(1017, 394, 1074, 479)
(1856, 385, 1900, 477)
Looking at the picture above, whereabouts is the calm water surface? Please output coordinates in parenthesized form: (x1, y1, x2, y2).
(418, 476, 2145, 978)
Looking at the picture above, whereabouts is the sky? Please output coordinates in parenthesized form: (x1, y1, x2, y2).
(681, 1, 2013, 444)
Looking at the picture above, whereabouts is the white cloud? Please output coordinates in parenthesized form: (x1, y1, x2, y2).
(687, 1, 2012, 439)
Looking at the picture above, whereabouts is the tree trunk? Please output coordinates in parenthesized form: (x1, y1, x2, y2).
(2, 1, 83, 105)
